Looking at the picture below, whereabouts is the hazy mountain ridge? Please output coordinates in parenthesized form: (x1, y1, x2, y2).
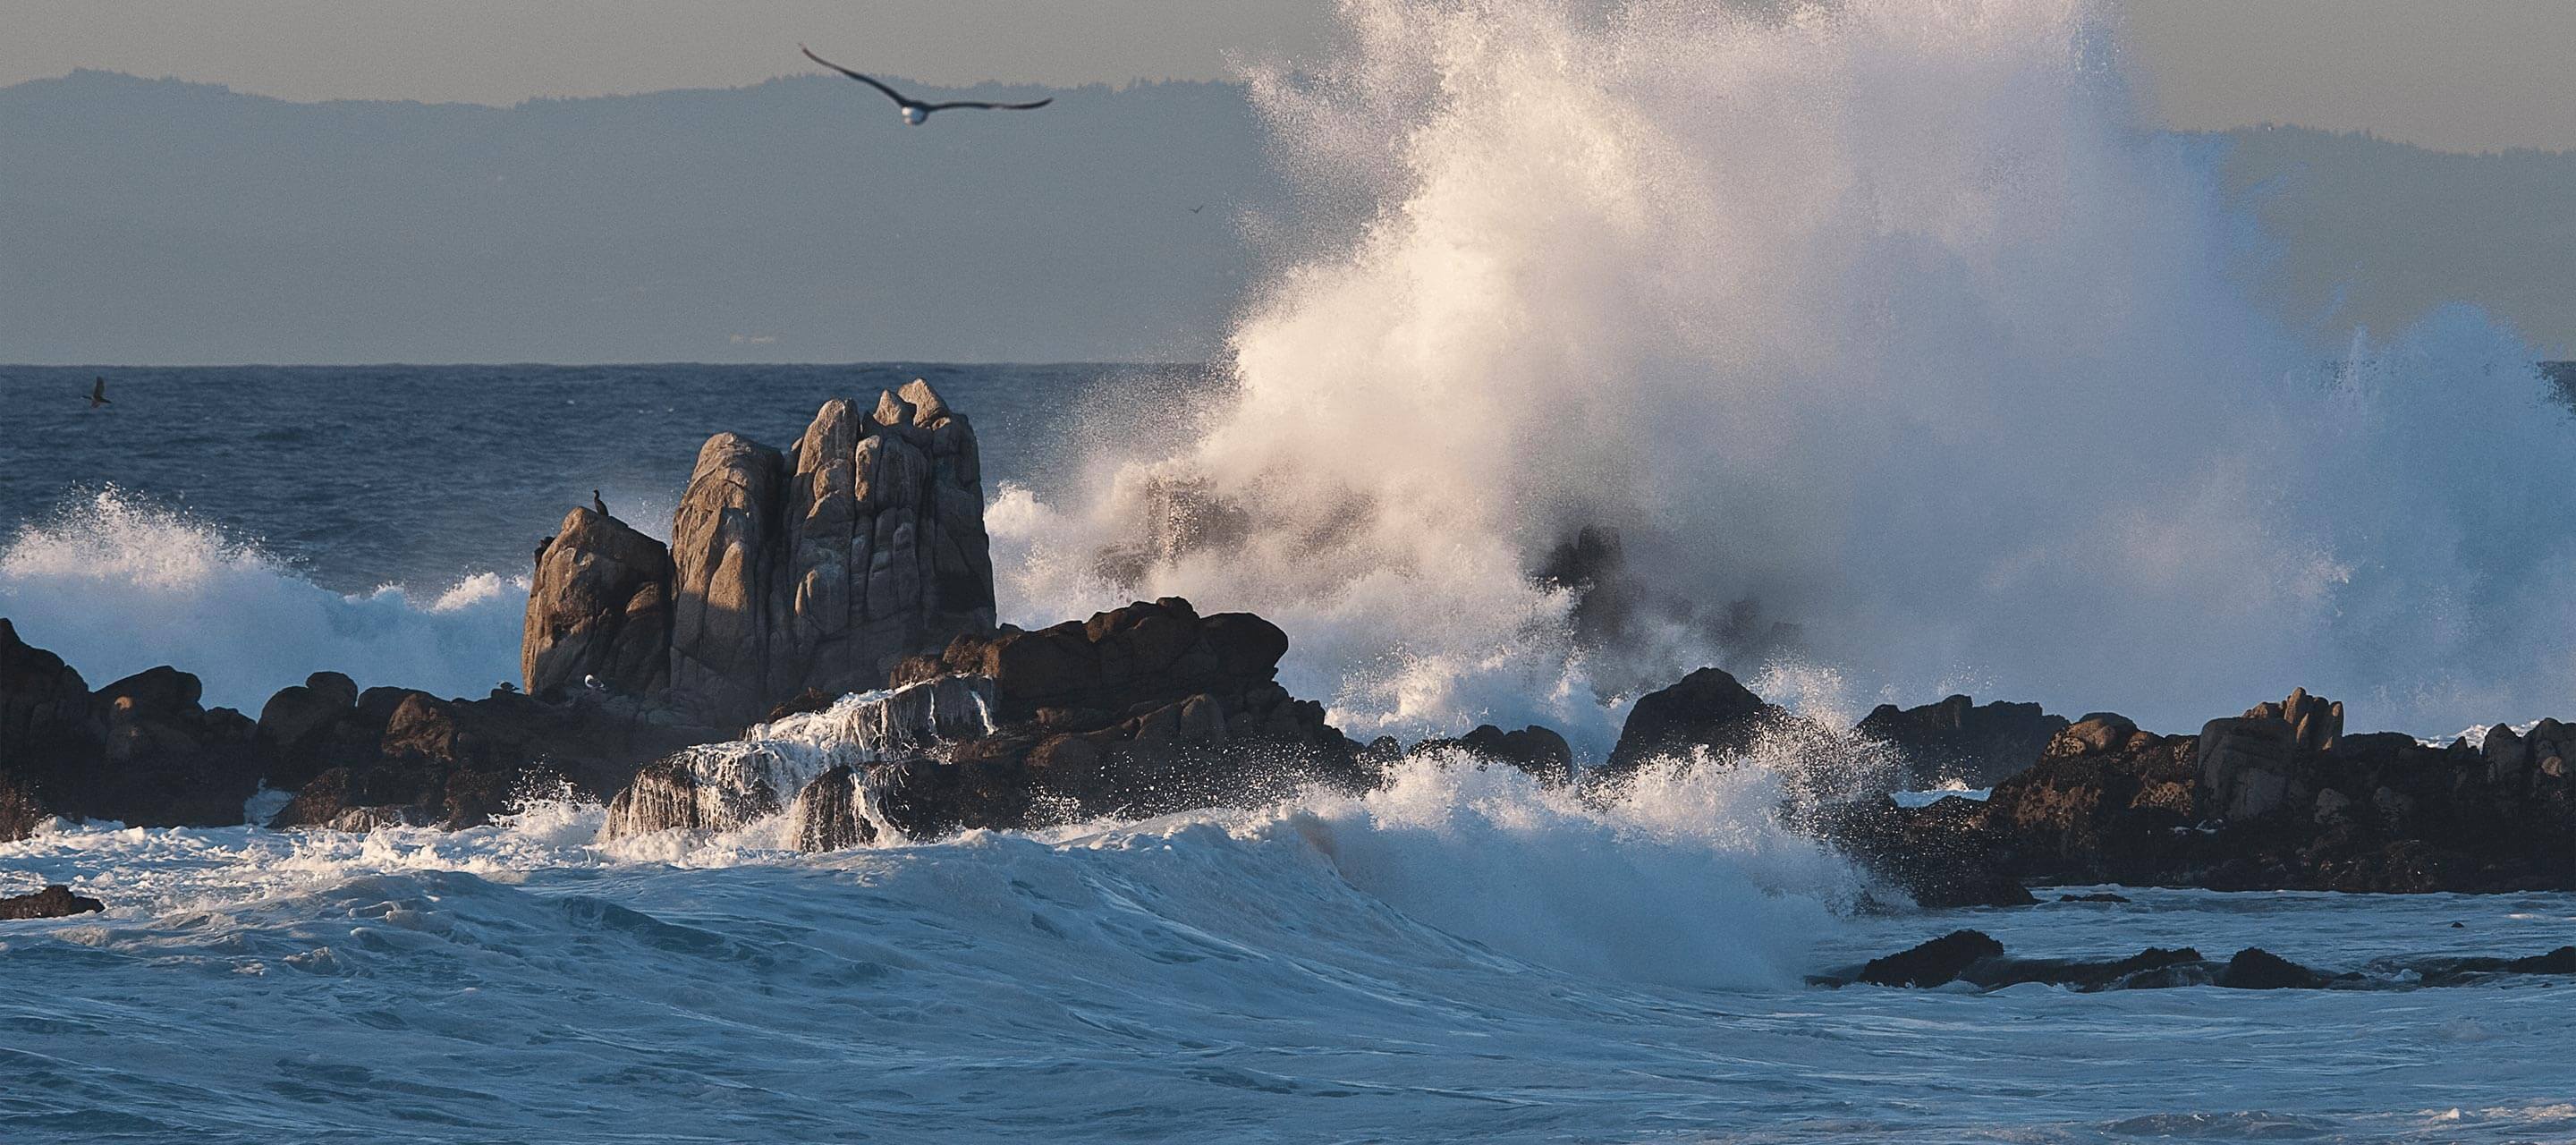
(0, 69, 1279, 363)
(2, 71, 2569, 364)
(2213, 123, 2576, 355)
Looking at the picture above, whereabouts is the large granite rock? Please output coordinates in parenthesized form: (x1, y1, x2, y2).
(524, 507, 673, 698)
(1856, 694, 2068, 790)
(768, 380, 997, 706)
(666, 431, 790, 722)
(537, 380, 998, 725)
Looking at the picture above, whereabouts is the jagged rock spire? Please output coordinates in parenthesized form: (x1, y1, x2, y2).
(528, 378, 996, 724)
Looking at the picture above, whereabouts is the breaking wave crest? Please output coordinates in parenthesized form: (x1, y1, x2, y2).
(0, 488, 525, 710)
(989, 0, 2576, 745)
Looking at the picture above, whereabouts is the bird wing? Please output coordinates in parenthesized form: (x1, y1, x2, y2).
(918, 97, 1055, 113)
(801, 45, 912, 107)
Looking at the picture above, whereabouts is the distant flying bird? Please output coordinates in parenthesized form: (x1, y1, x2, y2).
(1189, 205, 1206, 214)
(800, 45, 1052, 125)
(592, 489, 610, 518)
(86, 377, 110, 408)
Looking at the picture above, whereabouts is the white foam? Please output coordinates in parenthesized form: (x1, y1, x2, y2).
(0, 488, 526, 710)
(990, 0, 2576, 750)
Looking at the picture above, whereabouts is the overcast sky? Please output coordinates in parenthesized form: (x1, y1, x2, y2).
(3, 0, 2572, 153)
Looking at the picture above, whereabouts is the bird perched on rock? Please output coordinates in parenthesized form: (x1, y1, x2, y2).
(85, 377, 110, 408)
(801, 44, 1052, 126)
(592, 489, 610, 519)
(583, 674, 606, 692)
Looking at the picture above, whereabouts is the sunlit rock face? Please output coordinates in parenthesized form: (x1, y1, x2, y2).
(529, 379, 996, 725)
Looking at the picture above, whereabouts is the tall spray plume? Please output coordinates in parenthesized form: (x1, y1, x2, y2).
(990, 0, 2576, 749)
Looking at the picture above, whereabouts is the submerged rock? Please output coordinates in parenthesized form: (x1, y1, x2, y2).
(2216, 947, 2334, 990)
(1856, 929, 2005, 987)
(1826, 934, 2565, 993)
(0, 884, 104, 920)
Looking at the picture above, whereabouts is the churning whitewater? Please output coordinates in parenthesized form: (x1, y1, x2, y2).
(994, 0, 2576, 746)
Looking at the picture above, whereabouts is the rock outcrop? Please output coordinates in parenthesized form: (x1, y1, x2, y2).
(267, 688, 732, 831)
(1856, 694, 2068, 790)
(1, 618, 101, 793)
(1910, 690, 2576, 894)
(0, 884, 105, 920)
(1, 625, 267, 835)
(531, 380, 997, 725)
(1818, 931, 2576, 992)
(1408, 724, 1574, 786)
(606, 598, 1363, 848)
(1598, 666, 1784, 775)
(665, 431, 791, 720)
(523, 507, 673, 698)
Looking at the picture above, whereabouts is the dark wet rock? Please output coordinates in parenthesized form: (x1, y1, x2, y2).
(269, 690, 731, 831)
(2411, 946, 2576, 986)
(788, 766, 878, 852)
(1600, 666, 1781, 774)
(610, 598, 1363, 848)
(1857, 694, 2068, 790)
(874, 599, 1356, 838)
(1806, 795, 2036, 909)
(1984, 719, 2200, 885)
(86, 666, 266, 827)
(2216, 947, 2335, 989)
(1825, 936, 2575, 993)
(1980, 689, 2576, 893)
(1962, 946, 2211, 991)
(2057, 892, 2131, 903)
(523, 507, 674, 698)
(1856, 929, 2005, 988)
(1409, 724, 1574, 786)
(255, 671, 361, 785)
(0, 619, 104, 830)
(0, 773, 47, 842)
(0, 884, 104, 920)
(761, 688, 842, 724)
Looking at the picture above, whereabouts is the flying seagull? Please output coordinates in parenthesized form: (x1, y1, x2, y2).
(800, 45, 1052, 125)
(86, 377, 110, 408)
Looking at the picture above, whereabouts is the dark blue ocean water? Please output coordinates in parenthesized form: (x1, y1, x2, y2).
(0, 363, 1197, 592)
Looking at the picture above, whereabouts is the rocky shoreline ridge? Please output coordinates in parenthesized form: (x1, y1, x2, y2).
(4, 382, 2571, 908)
